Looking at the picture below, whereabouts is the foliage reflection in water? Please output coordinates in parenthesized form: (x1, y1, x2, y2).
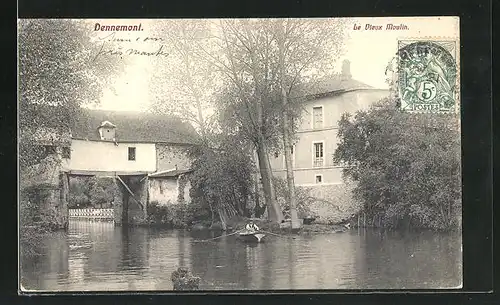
(20, 220, 462, 291)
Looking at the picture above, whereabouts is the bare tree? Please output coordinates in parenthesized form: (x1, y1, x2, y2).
(150, 19, 347, 224)
(148, 20, 216, 140)
(274, 18, 347, 228)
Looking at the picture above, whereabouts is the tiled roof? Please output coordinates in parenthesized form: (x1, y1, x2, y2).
(99, 120, 116, 128)
(292, 74, 374, 99)
(72, 108, 199, 145)
(148, 168, 193, 178)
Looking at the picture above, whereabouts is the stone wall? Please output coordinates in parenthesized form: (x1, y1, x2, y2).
(57, 173, 69, 230)
(112, 178, 124, 225)
(156, 144, 192, 171)
(19, 155, 69, 231)
(149, 175, 192, 206)
(149, 178, 179, 205)
(300, 181, 361, 224)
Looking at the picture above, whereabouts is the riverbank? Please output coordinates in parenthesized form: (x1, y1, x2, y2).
(142, 203, 461, 233)
(189, 216, 349, 235)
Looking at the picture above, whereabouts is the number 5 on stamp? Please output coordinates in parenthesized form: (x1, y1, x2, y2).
(397, 40, 459, 113)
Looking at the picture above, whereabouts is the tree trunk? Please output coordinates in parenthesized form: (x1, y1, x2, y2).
(281, 109, 299, 229)
(278, 20, 300, 230)
(256, 140, 283, 223)
(217, 198, 228, 231)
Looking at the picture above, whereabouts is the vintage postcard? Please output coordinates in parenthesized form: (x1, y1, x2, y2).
(18, 17, 462, 292)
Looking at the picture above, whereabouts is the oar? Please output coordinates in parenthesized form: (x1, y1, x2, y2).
(259, 230, 297, 239)
(193, 229, 244, 243)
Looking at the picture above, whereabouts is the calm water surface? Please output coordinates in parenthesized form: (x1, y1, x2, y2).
(21, 220, 462, 291)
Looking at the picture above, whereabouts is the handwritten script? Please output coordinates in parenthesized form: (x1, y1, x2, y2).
(93, 32, 169, 61)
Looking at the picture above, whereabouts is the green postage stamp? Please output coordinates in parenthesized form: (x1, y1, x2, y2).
(397, 40, 459, 113)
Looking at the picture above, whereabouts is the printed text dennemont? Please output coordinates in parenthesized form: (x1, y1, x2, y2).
(94, 23, 143, 32)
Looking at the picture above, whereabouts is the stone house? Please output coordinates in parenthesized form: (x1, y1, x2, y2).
(21, 107, 198, 226)
(270, 60, 390, 223)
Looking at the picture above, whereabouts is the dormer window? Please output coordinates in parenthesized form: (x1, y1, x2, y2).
(97, 120, 116, 141)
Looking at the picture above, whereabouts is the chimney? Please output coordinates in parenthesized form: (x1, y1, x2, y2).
(97, 120, 117, 141)
(341, 59, 352, 80)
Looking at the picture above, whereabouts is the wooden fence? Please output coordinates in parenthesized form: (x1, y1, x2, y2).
(69, 208, 114, 221)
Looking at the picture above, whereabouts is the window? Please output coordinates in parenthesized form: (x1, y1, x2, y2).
(274, 151, 279, 158)
(128, 147, 136, 161)
(62, 147, 71, 159)
(312, 106, 323, 129)
(315, 174, 323, 184)
(313, 142, 324, 167)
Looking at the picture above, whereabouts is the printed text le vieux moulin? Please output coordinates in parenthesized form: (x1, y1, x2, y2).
(353, 23, 409, 30)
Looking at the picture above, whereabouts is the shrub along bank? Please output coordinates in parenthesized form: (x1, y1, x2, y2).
(145, 200, 211, 229)
(20, 184, 64, 258)
(333, 98, 461, 231)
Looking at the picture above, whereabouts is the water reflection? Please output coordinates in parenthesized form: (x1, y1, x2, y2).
(20, 221, 462, 291)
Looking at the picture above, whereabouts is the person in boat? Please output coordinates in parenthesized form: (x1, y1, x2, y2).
(245, 221, 260, 233)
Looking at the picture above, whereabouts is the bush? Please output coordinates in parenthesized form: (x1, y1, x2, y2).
(334, 98, 461, 230)
(146, 201, 171, 226)
(19, 185, 60, 258)
(186, 200, 211, 224)
(171, 267, 200, 290)
(20, 199, 50, 258)
(146, 201, 197, 229)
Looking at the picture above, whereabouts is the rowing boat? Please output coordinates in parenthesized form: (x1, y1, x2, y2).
(238, 231, 266, 243)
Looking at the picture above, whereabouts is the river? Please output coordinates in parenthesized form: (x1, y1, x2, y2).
(20, 220, 462, 291)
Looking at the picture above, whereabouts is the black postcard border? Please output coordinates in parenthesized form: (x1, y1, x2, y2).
(7, 0, 495, 304)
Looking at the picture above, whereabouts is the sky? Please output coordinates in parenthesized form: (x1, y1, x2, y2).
(89, 17, 459, 112)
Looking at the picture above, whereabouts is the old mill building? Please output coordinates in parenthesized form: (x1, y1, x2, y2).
(21, 108, 198, 227)
(22, 60, 389, 226)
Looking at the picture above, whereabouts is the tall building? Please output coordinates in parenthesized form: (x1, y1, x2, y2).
(267, 60, 389, 222)
(271, 60, 389, 187)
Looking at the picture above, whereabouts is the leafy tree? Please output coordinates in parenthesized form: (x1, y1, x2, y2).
(68, 177, 115, 208)
(18, 19, 126, 170)
(187, 135, 255, 229)
(333, 98, 461, 230)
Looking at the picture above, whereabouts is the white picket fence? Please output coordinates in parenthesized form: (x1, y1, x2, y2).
(69, 208, 114, 221)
